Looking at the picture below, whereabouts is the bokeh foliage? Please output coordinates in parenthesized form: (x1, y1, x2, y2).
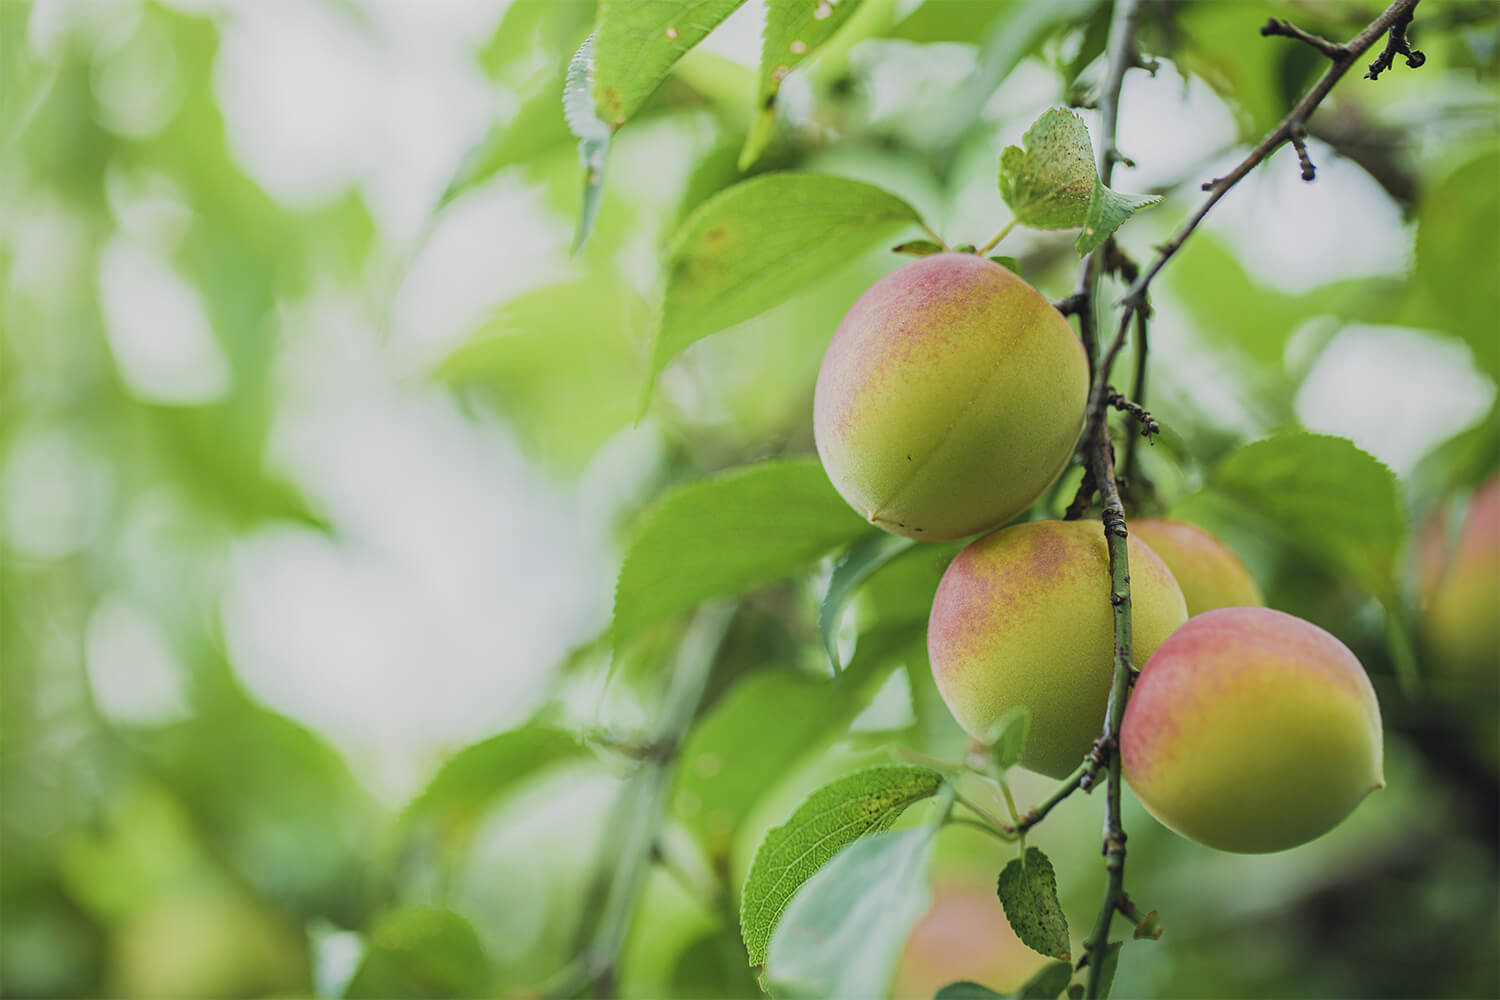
(2, 1, 1497, 998)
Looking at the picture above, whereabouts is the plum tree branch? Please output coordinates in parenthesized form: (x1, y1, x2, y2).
(1121, 0, 1425, 312)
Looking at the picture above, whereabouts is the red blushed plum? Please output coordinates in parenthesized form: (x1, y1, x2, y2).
(1418, 474, 1500, 688)
(927, 519, 1187, 778)
(1121, 607, 1385, 854)
(813, 254, 1088, 541)
(1130, 518, 1264, 617)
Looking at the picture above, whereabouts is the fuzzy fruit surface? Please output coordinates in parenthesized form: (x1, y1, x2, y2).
(1131, 518, 1264, 617)
(1122, 607, 1384, 854)
(927, 519, 1188, 778)
(814, 253, 1088, 541)
(1418, 474, 1500, 687)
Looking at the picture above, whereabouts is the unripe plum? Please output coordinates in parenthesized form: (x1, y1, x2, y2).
(1130, 518, 1264, 617)
(814, 254, 1088, 540)
(1121, 607, 1384, 854)
(928, 519, 1188, 778)
(1417, 474, 1500, 687)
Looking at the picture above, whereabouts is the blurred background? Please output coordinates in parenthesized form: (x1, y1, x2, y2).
(1, 0, 1497, 997)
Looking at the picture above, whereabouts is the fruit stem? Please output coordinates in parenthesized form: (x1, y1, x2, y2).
(975, 218, 1018, 256)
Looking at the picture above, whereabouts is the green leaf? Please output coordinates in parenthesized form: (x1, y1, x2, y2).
(997, 109, 1159, 253)
(988, 255, 1021, 273)
(1089, 941, 1123, 1000)
(997, 847, 1071, 960)
(1411, 148, 1500, 378)
(673, 623, 924, 861)
(1017, 961, 1075, 1000)
(644, 173, 923, 404)
(935, 983, 1006, 1000)
(1203, 432, 1406, 598)
(985, 706, 1031, 772)
(591, 0, 749, 126)
(1068, 985, 1086, 1000)
(439, 0, 595, 205)
(741, 0, 866, 169)
(401, 725, 585, 853)
(613, 460, 873, 645)
(564, 35, 612, 254)
(819, 533, 917, 673)
(894, 239, 946, 257)
(740, 764, 945, 966)
(1077, 183, 1161, 255)
(343, 907, 487, 999)
(764, 826, 938, 998)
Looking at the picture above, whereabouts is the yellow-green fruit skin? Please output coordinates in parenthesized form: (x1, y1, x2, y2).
(1130, 518, 1264, 617)
(814, 254, 1088, 541)
(1121, 607, 1384, 854)
(1418, 474, 1500, 687)
(927, 520, 1188, 778)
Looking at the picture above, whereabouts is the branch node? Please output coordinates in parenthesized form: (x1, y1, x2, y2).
(1259, 17, 1347, 60)
(1288, 120, 1317, 181)
(1366, 7, 1424, 80)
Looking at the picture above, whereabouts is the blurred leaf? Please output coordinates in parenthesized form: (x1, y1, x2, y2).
(1018, 961, 1075, 999)
(1410, 148, 1500, 379)
(673, 623, 925, 861)
(936, 0, 1116, 152)
(613, 460, 872, 645)
(139, 699, 373, 922)
(442, 0, 596, 204)
(985, 706, 1031, 772)
(740, 764, 944, 965)
(894, 239, 946, 257)
(819, 533, 917, 673)
(644, 173, 923, 405)
(344, 907, 487, 999)
(591, 0, 748, 126)
(988, 255, 1021, 273)
(764, 826, 938, 998)
(997, 109, 1159, 252)
(1133, 910, 1163, 940)
(1407, 400, 1500, 512)
(1166, 235, 1319, 370)
(565, 35, 613, 254)
(997, 847, 1070, 960)
(935, 983, 1007, 999)
(1199, 431, 1406, 598)
(741, 0, 866, 169)
(401, 725, 586, 854)
(434, 276, 648, 470)
(1090, 941, 1122, 999)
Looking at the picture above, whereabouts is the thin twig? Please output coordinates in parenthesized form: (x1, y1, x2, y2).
(1366, 4, 1426, 79)
(1259, 17, 1345, 60)
(1122, 314, 1151, 491)
(1125, 0, 1424, 311)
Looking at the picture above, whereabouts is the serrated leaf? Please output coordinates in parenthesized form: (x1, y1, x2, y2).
(985, 706, 1031, 772)
(740, 764, 944, 966)
(1089, 941, 1122, 999)
(741, 0, 865, 168)
(613, 460, 873, 645)
(997, 847, 1071, 960)
(644, 173, 923, 406)
(935, 984, 1006, 1000)
(1204, 432, 1406, 597)
(819, 533, 917, 673)
(997, 109, 1158, 253)
(673, 623, 924, 861)
(1076, 184, 1161, 254)
(591, 0, 748, 126)
(765, 826, 938, 998)
(894, 239, 946, 257)
(1017, 961, 1075, 1000)
(564, 35, 612, 254)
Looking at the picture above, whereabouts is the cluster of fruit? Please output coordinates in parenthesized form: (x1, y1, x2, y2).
(814, 253, 1384, 854)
